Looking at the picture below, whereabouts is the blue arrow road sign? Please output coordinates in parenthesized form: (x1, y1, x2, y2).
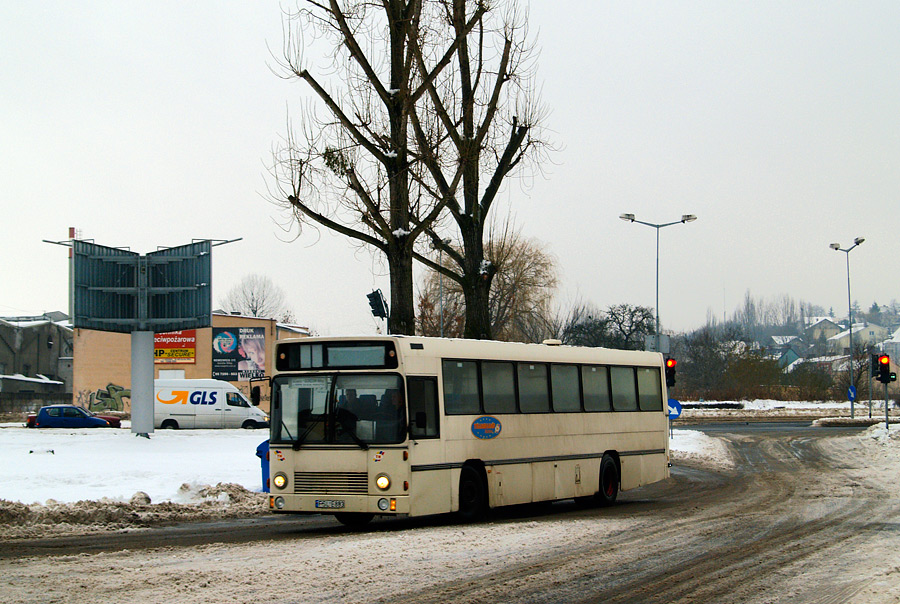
(668, 399, 682, 420)
(847, 386, 857, 402)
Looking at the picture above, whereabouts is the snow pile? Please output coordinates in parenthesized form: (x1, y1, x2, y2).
(0, 483, 266, 539)
(670, 429, 734, 468)
(862, 423, 900, 448)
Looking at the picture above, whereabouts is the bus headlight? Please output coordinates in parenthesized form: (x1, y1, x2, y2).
(377, 498, 390, 511)
(375, 473, 391, 491)
(274, 496, 285, 509)
(273, 472, 288, 490)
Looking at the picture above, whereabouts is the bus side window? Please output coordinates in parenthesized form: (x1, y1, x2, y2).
(442, 360, 480, 414)
(517, 362, 550, 413)
(610, 366, 638, 411)
(636, 367, 663, 411)
(408, 377, 439, 438)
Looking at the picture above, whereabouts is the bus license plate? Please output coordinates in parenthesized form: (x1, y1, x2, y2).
(315, 499, 345, 509)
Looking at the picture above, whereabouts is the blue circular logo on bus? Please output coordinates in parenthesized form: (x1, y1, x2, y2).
(471, 416, 502, 439)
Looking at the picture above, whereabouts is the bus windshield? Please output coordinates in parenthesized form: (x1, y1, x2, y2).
(272, 374, 405, 446)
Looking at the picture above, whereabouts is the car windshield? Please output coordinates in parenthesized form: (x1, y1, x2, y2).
(271, 374, 405, 446)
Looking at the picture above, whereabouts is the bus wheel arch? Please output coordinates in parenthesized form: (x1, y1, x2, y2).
(596, 452, 620, 506)
(160, 419, 179, 430)
(457, 461, 488, 522)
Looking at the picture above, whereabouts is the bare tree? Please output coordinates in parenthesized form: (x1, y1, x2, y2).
(559, 302, 655, 350)
(219, 274, 290, 320)
(416, 225, 557, 342)
(269, 1, 485, 335)
(409, 0, 550, 339)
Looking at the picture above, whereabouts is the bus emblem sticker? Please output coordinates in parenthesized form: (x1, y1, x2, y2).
(471, 416, 502, 439)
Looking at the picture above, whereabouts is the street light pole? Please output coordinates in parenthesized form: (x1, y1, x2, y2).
(435, 238, 452, 338)
(620, 213, 697, 352)
(830, 237, 864, 419)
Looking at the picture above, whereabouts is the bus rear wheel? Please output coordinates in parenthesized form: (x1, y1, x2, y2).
(457, 466, 487, 522)
(596, 454, 619, 506)
(335, 513, 373, 527)
(161, 420, 178, 430)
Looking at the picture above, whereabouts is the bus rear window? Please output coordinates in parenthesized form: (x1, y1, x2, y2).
(277, 341, 398, 370)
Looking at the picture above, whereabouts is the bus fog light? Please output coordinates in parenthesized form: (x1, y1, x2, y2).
(273, 472, 288, 489)
(375, 473, 391, 490)
(274, 496, 285, 509)
(377, 498, 390, 511)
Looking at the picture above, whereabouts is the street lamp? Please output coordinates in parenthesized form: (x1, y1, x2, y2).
(619, 213, 697, 353)
(830, 236, 864, 418)
(433, 238, 453, 337)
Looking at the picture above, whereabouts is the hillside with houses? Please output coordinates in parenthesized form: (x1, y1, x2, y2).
(670, 300, 900, 402)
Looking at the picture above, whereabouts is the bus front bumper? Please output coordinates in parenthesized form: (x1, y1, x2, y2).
(268, 493, 409, 515)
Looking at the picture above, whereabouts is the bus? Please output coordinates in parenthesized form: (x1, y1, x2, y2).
(262, 335, 671, 526)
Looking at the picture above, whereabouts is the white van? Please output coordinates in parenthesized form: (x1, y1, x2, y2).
(154, 379, 269, 429)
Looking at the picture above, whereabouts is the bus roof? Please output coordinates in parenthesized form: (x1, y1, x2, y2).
(275, 335, 664, 367)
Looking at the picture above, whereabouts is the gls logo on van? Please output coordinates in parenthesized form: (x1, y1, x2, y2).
(156, 391, 219, 405)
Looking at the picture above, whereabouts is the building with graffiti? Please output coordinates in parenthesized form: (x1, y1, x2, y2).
(74, 312, 309, 413)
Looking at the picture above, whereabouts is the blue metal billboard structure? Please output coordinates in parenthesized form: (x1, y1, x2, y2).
(72, 240, 212, 333)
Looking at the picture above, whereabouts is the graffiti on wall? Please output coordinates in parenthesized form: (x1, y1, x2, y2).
(79, 383, 131, 412)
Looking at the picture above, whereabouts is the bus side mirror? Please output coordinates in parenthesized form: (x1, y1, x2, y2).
(251, 386, 261, 406)
(414, 411, 427, 429)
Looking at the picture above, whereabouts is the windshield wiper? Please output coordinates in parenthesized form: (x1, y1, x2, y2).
(292, 412, 322, 451)
(335, 408, 368, 450)
(279, 419, 294, 441)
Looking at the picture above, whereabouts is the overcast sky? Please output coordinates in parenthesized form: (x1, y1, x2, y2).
(2, 2, 899, 335)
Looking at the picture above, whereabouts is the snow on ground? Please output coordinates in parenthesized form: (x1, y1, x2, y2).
(669, 428, 734, 468)
(0, 399, 897, 540)
(0, 426, 267, 505)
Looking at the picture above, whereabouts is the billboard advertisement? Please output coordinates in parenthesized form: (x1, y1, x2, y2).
(154, 330, 197, 364)
(212, 327, 266, 381)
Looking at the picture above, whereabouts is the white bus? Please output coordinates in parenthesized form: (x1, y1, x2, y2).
(262, 336, 670, 526)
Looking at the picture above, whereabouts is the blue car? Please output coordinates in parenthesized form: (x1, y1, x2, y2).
(28, 405, 112, 428)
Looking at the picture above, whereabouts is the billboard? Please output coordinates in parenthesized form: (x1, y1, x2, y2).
(154, 330, 197, 364)
(212, 327, 266, 381)
(72, 240, 212, 333)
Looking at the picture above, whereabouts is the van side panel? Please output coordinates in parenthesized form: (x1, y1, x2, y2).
(153, 380, 267, 430)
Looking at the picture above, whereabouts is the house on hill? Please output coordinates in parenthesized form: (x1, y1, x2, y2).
(827, 322, 890, 355)
(804, 317, 841, 341)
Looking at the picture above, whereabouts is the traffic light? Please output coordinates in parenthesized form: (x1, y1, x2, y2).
(366, 290, 387, 319)
(664, 358, 677, 387)
(876, 355, 897, 384)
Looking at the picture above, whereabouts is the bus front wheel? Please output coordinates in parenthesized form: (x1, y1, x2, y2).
(596, 454, 619, 506)
(457, 466, 487, 522)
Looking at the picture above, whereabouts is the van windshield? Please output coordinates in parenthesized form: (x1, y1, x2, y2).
(271, 374, 405, 445)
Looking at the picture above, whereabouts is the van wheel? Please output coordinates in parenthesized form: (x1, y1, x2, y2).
(335, 513, 373, 527)
(457, 466, 487, 522)
(241, 420, 257, 429)
(596, 454, 619, 506)
(161, 420, 179, 430)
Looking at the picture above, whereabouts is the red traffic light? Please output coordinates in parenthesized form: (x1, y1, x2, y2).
(665, 358, 677, 369)
(879, 355, 890, 366)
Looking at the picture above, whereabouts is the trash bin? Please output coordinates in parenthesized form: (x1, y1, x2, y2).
(255, 439, 270, 493)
